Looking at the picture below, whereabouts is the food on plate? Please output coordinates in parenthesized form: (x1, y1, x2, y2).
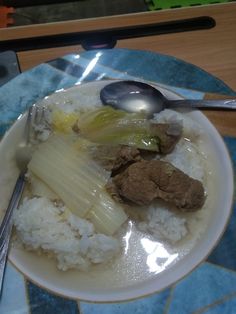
(109, 160, 205, 210)
(95, 145, 142, 173)
(73, 107, 182, 153)
(27, 135, 127, 236)
(12, 89, 211, 274)
(14, 197, 120, 271)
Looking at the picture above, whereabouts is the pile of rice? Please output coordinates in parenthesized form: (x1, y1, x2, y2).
(14, 197, 120, 271)
(13, 108, 206, 271)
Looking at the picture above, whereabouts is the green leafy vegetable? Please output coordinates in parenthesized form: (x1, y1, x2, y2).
(78, 107, 160, 151)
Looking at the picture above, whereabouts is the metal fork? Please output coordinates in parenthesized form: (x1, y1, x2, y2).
(0, 104, 45, 297)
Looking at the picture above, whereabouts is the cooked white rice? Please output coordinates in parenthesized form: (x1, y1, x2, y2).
(13, 197, 120, 271)
(152, 109, 203, 140)
(139, 203, 187, 243)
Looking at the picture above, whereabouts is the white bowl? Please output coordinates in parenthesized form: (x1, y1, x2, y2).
(0, 80, 233, 302)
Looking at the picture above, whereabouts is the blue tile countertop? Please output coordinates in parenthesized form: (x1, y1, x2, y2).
(0, 48, 236, 314)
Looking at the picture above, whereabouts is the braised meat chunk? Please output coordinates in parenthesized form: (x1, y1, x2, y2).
(111, 145, 141, 173)
(111, 160, 205, 211)
(91, 145, 142, 173)
(150, 122, 182, 154)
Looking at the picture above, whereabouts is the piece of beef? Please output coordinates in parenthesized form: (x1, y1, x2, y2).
(150, 122, 182, 154)
(111, 160, 205, 211)
(92, 145, 142, 173)
(111, 145, 142, 174)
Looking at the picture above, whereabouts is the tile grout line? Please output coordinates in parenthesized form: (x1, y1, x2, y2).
(205, 261, 236, 275)
(23, 278, 32, 314)
(191, 291, 236, 314)
(163, 286, 175, 314)
(77, 300, 83, 314)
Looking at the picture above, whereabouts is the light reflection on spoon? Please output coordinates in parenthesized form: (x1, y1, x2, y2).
(141, 238, 178, 273)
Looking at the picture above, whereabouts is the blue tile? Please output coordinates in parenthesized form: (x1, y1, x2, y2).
(0, 63, 78, 136)
(207, 204, 236, 271)
(168, 263, 236, 314)
(80, 288, 170, 314)
(64, 53, 205, 100)
(207, 137, 236, 271)
(0, 264, 28, 314)
(75, 49, 236, 95)
(27, 281, 79, 314)
(203, 296, 236, 314)
(225, 136, 236, 163)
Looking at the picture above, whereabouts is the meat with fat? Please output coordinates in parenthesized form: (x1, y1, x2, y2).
(110, 160, 205, 211)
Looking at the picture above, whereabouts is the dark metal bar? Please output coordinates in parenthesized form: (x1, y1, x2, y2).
(0, 16, 215, 52)
(1, 0, 86, 8)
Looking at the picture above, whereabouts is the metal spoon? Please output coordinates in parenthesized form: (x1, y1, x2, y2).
(100, 80, 236, 116)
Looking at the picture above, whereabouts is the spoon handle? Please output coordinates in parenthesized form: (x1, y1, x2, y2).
(168, 99, 236, 109)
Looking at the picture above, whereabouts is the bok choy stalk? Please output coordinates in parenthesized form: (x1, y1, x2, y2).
(28, 135, 128, 235)
(77, 107, 160, 151)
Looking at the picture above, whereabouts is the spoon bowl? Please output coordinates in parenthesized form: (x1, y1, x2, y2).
(100, 80, 166, 116)
(100, 80, 236, 115)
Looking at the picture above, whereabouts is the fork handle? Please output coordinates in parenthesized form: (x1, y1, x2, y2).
(0, 172, 25, 240)
(0, 173, 26, 297)
(0, 223, 12, 296)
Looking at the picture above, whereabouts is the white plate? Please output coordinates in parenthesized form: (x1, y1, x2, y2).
(0, 80, 233, 302)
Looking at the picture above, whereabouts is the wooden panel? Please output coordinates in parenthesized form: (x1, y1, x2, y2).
(0, 3, 234, 39)
(13, 3, 236, 90)
(204, 110, 236, 137)
(18, 45, 84, 70)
